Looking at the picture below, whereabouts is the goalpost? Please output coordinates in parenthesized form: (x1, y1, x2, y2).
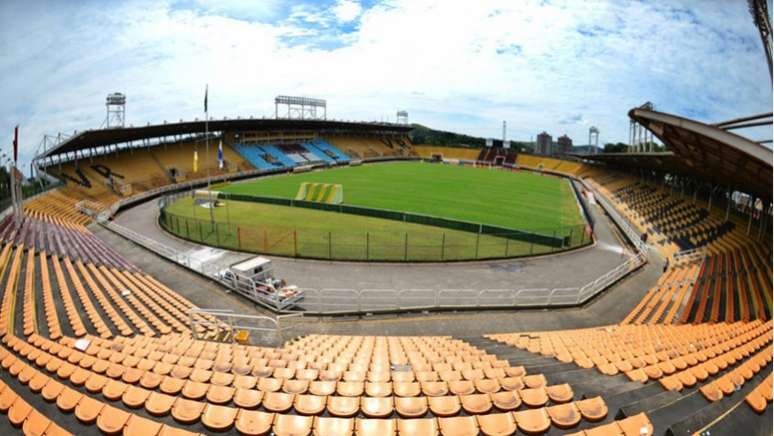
(295, 182, 343, 204)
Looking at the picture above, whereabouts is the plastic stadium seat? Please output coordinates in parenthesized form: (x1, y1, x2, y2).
(206, 384, 235, 404)
(356, 418, 396, 436)
(576, 396, 608, 421)
(171, 398, 205, 424)
(428, 395, 461, 416)
(547, 402, 582, 428)
(74, 395, 104, 423)
(41, 379, 64, 402)
(234, 409, 273, 436)
(448, 380, 475, 396)
(146, 391, 177, 416)
(475, 378, 501, 394)
(201, 404, 237, 431)
(102, 379, 128, 401)
(546, 383, 574, 403)
(395, 396, 428, 418)
(397, 418, 438, 436)
(314, 416, 355, 436)
(617, 412, 654, 436)
(274, 414, 313, 436)
(421, 381, 448, 397)
(22, 409, 53, 436)
(746, 390, 767, 414)
(439, 416, 479, 436)
(491, 390, 521, 411)
(523, 374, 547, 389)
(499, 377, 525, 391)
(477, 412, 517, 436)
(328, 395, 360, 417)
(8, 397, 32, 426)
(513, 408, 551, 434)
(310, 381, 337, 396)
(295, 394, 327, 415)
(519, 387, 549, 407)
(96, 404, 131, 433)
(394, 382, 421, 397)
(56, 386, 82, 412)
(234, 389, 263, 409)
(361, 396, 393, 418)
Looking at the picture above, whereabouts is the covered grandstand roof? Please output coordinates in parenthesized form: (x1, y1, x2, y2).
(581, 108, 773, 201)
(37, 118, 412, 160)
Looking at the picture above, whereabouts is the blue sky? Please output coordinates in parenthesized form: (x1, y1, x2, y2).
(0, 0, 771, 171)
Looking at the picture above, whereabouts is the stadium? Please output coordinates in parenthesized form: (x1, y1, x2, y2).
(0, 2, 772, 436)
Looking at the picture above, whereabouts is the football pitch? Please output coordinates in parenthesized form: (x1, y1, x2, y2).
(162, 162, 589, 261)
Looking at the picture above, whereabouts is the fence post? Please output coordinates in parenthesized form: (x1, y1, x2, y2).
(505, 236, 509, 257)
(216, 222, 221, 245)
(328, 231, 332, 259)
(366, 232, 369, 261)
(238, 226, 242, 249)
(199, 220, 204, 241)
(441, 233, 445, 261)
(569, 227, 574, 246)
(293, 230, 298, 257)
(404, 232, 408, 261)
(185, 220, 190, 239)
(475, 232, 480, 259)
(530, 241, 534, 255)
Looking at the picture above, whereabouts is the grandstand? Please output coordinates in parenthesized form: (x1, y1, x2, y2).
(0, 103, 765, 436)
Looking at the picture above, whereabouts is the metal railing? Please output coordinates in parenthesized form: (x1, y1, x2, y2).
(188, 308, 302, 346)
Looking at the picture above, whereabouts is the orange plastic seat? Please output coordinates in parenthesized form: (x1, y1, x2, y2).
(41, 379, 64, 402)
(395, 396, 428, 418)
(438, 416, 479, 436)
(365, 382, 392, 397)
(146, 391, 176, 416)
(159, 377, 185, 395)
(421, 381, 448, 397)
(295, 394, 327, 415)
(235, 409, 273, 436)
(513, 407, 551, 434)
(181, 381, 208, 400)
(617, 412, 653, 436)
(546, 383, 574, 403)
(263, 391, 295, 413)
(547, 402, 581, 428)
(428, 395, 461, 416)
(523, 374, 547, 389)
(448, 380, 475, 396)
(475, 378, 501, 394)
(397, 418, 437, 436)
(96, 404, 131, 434)
(75, 395, 105, 423)
(124, 415, 163, 436)
(274, 413, 313, 436)
(328, 395, 360, 417)
(122, 385, 151, 409)
(56, 386, 83, 412)
(28, 372, 50, 393)
(393, 382, 421, 397)
(234, 388, 263, 409)
(310, 381, 337, 396)
(356, 418, 396, 435)
(576, 396, 608, 421)
(499, 377, 525, 391)
(361, 396, 393, 418)
(314, 416, 354, 436)
(201, 404, 237, 431)
(491, 390, 521, 411)
(0, 386, 18, 412)
(461, 393, 493, 414)
(206, 384, 235, 404)
(22, 409, 52, 436)
(477, 412, 517, 436)
(519, 387, 548, 407)
(746, 390, 767, 414)
(8, 397, 32, 426)
(171, 398, 205, 424)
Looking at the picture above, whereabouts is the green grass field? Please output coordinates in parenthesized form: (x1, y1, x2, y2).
(218, 162, 584, 232)
(163, 162, 589, 261)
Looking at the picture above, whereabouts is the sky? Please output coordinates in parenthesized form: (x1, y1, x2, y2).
(0, 0, 771, 172)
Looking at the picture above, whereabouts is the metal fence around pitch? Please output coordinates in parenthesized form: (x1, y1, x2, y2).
(158, 206, 590, 262)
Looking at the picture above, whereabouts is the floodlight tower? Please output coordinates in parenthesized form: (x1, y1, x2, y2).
(396, 110, 409, 124)
(105, 93, 126, 128)
(588, 126, 599, 154)
(749, 0, 773, 82)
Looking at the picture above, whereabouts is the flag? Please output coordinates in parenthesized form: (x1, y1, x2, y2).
(217, 140, 223, 169)
(12, 125, 18, 163)
(193, 150, 198, 173)
(204, 85, 208, 113)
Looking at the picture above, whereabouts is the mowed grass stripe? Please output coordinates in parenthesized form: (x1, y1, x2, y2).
(219, 162, 584, 233)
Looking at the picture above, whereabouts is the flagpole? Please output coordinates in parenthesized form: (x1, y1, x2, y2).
(205, 84, 214, 225)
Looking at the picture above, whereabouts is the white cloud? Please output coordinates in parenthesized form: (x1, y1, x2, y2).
(0, 0, 770, 172)
(332, 0, 362, 23)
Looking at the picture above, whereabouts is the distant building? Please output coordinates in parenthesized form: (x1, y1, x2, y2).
(557, 135, 573, 155)
(536, 131, 552, 155)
